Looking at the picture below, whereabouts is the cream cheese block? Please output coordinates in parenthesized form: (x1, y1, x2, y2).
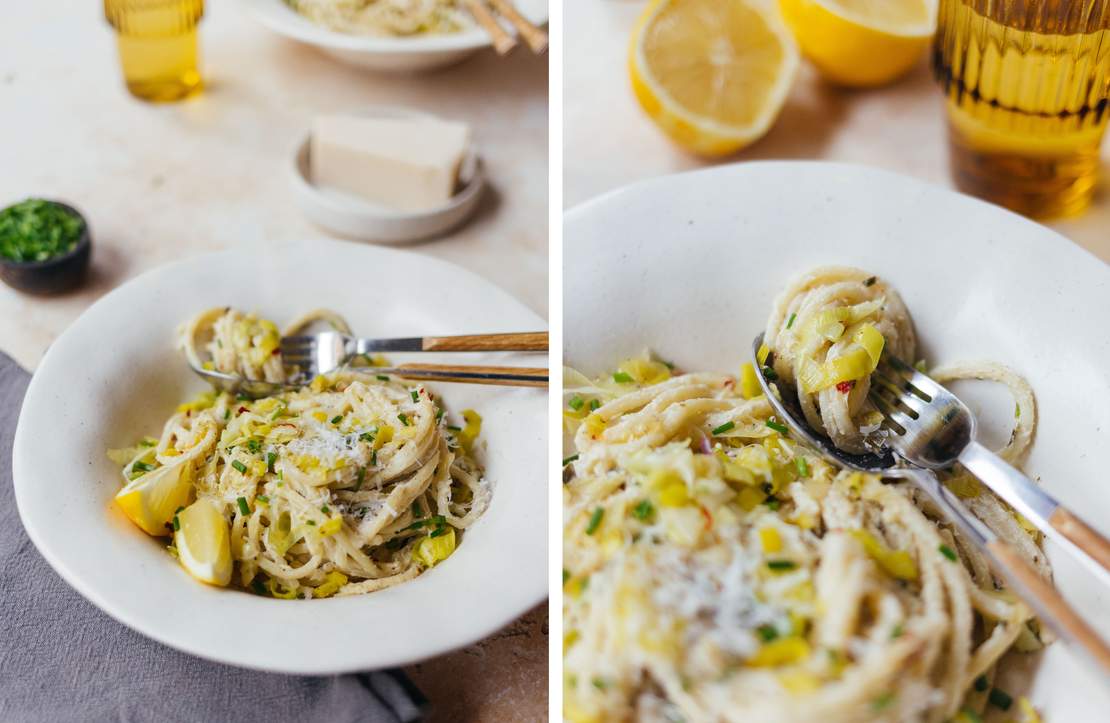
(310, 114, 472, 213)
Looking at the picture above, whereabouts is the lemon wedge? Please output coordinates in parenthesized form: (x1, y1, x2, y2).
(114, 460, 192, 536)
(174, 497, 232, 587)
(629, 0, 799, 156)
(779, 0, 936, 87)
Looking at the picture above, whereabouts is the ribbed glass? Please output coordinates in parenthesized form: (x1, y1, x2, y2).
(932, 0, 1110, 218)
(104, 0, 204, 102)
(104, 0, 204, 36)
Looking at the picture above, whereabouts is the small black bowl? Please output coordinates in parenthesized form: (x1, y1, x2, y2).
(0, 201, 92, 295)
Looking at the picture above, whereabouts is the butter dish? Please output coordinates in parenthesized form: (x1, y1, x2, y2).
(291, 107, 484, 244)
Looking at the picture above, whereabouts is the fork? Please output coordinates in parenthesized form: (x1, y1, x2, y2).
(867, 353, 1110, 583)
(751, 334, 1110, 677)
(280, 330, 547, 378)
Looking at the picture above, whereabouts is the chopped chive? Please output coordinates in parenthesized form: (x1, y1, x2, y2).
(562, 569, 570, 585)
(236, 393, 250, 402)
(266, 452, 277, 473)
(354, 467, 365, 491)
(763, 497, 781, 510)
(359, 432, 374, 442)
(409, 390, 419, 403)
(765, 419, 789, 435)
(864, 276, 877, 287)
(588, 399, 600, 411)
(1014, 403, 1021, 419)
(756, 624, 778, 642)
(171, 515, 180, 532)
(306, 520, 316, 526)
(236, 497, 250, 515)
(973, 675, 989, 692)
(891, 623, 904, 639)
(430, 526, 449, 538)
(795, 457, 809, 477)
(223, 409, 231, 421)
(988, 688, 1012, 711)
(767, 560, 796, 571)
(251, 579, 267, 596)
(376, 375, 389, 381)
(412, 502, 422, 516)
(871, 693, 895, 711)
(403, 519, 428, 532)
(613, 371, 633, 384)
(591, 677, 607, 691)
(632, 499, 654, 521)
(231, 460, 248, 474)
(786, 313, 797, 329)
(131, 461, 154, 473)
(371, 450, 378, 466)
(939, 544, 958, 561)
(712, 421, 735, 435)
(257, 494, 269, 503)
(321, 505, 330, 515)
(435, 408, 444, 423)
(398, 413, 410, 426)
(568, 396, 584, 411)
(563, 454, 579, 467)
(585, 507, 604, 535)
(246, 438, 261, 454)
(330, 415, 343, 425)
(446, 425, 461, 432)
(762, 365, 778, 381)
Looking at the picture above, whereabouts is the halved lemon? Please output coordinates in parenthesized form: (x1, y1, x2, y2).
(779, 0, 936, 87)
(114, 461, 192, 536)
(174, 497, 232, 587)
(629, 0, 800, 157)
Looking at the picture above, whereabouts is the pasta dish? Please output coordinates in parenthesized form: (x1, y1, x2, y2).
(111, 307, 488, 599)
(563, 267, 1046, 723)
(285, 0, 469, 37)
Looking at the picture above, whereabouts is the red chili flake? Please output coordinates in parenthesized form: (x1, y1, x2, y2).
(836, 381, 855, 394)
(723, 378, 735, 389)
(271, 348, 281, 356)
(237, 406, 249, 414)
(699, 505, 713, 531)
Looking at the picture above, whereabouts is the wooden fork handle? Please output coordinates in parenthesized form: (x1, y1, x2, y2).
(394, 363, 547, 388)
(989, 540, 1110, 675)
(1051, 507, 1110, 575)
(486, 0, 548, 52)
(421, 331, 547, 352)
(461, 0, 517, 55)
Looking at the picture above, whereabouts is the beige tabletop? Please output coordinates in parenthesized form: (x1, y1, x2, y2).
(565, 1, 1110, 264)
(0, 1, 548, 720)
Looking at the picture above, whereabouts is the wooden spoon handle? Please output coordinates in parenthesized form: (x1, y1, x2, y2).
(422, 332, 547, 352)
(1051, 507, 1110, 575)
(392, 363, 547, 387)
(988, 540, 1110, 675)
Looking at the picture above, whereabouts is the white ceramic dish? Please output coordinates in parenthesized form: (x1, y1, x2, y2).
(564, 161, 1110, 718)
(13, 239, 547, 674)
(292, 106, 484, 244)
(238, 0, 548, 71)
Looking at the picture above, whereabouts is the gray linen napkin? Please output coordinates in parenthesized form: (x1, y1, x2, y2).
(0, 351, 426, 723)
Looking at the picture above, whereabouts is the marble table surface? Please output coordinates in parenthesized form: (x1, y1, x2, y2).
(0, 1, 548, 720)
(565, 0, 1110, 264)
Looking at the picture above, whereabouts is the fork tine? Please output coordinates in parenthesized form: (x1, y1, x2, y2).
(868, 386, 916, 433)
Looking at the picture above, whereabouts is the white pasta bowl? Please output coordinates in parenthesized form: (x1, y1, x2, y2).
(564, 161, 1110, 718)
(237, 0, 549, 71)
(13, 239, 547, 673)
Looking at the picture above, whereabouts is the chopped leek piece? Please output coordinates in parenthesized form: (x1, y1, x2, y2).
(457, 410, 482, 452)
(231, 460, 248, 474)
(759, 527, 782, 553)
(795, 457, 809, 477)
(585, 507, 604, 535)
(312, 570, 348, 598)
(318, 516, 343, 537)
(786, 313, 796, 329)
(414, 527, 456, 567)
(618, 358, 671, 386)
(850, 530, 918, 580)
(746, 636, 810, 667)
(739, 362, 761, 399)
(757, 343, 771, 365)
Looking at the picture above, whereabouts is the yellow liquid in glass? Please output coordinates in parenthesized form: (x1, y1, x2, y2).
(933, 0, 1110, 218)
(105, 0, 204, 102)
